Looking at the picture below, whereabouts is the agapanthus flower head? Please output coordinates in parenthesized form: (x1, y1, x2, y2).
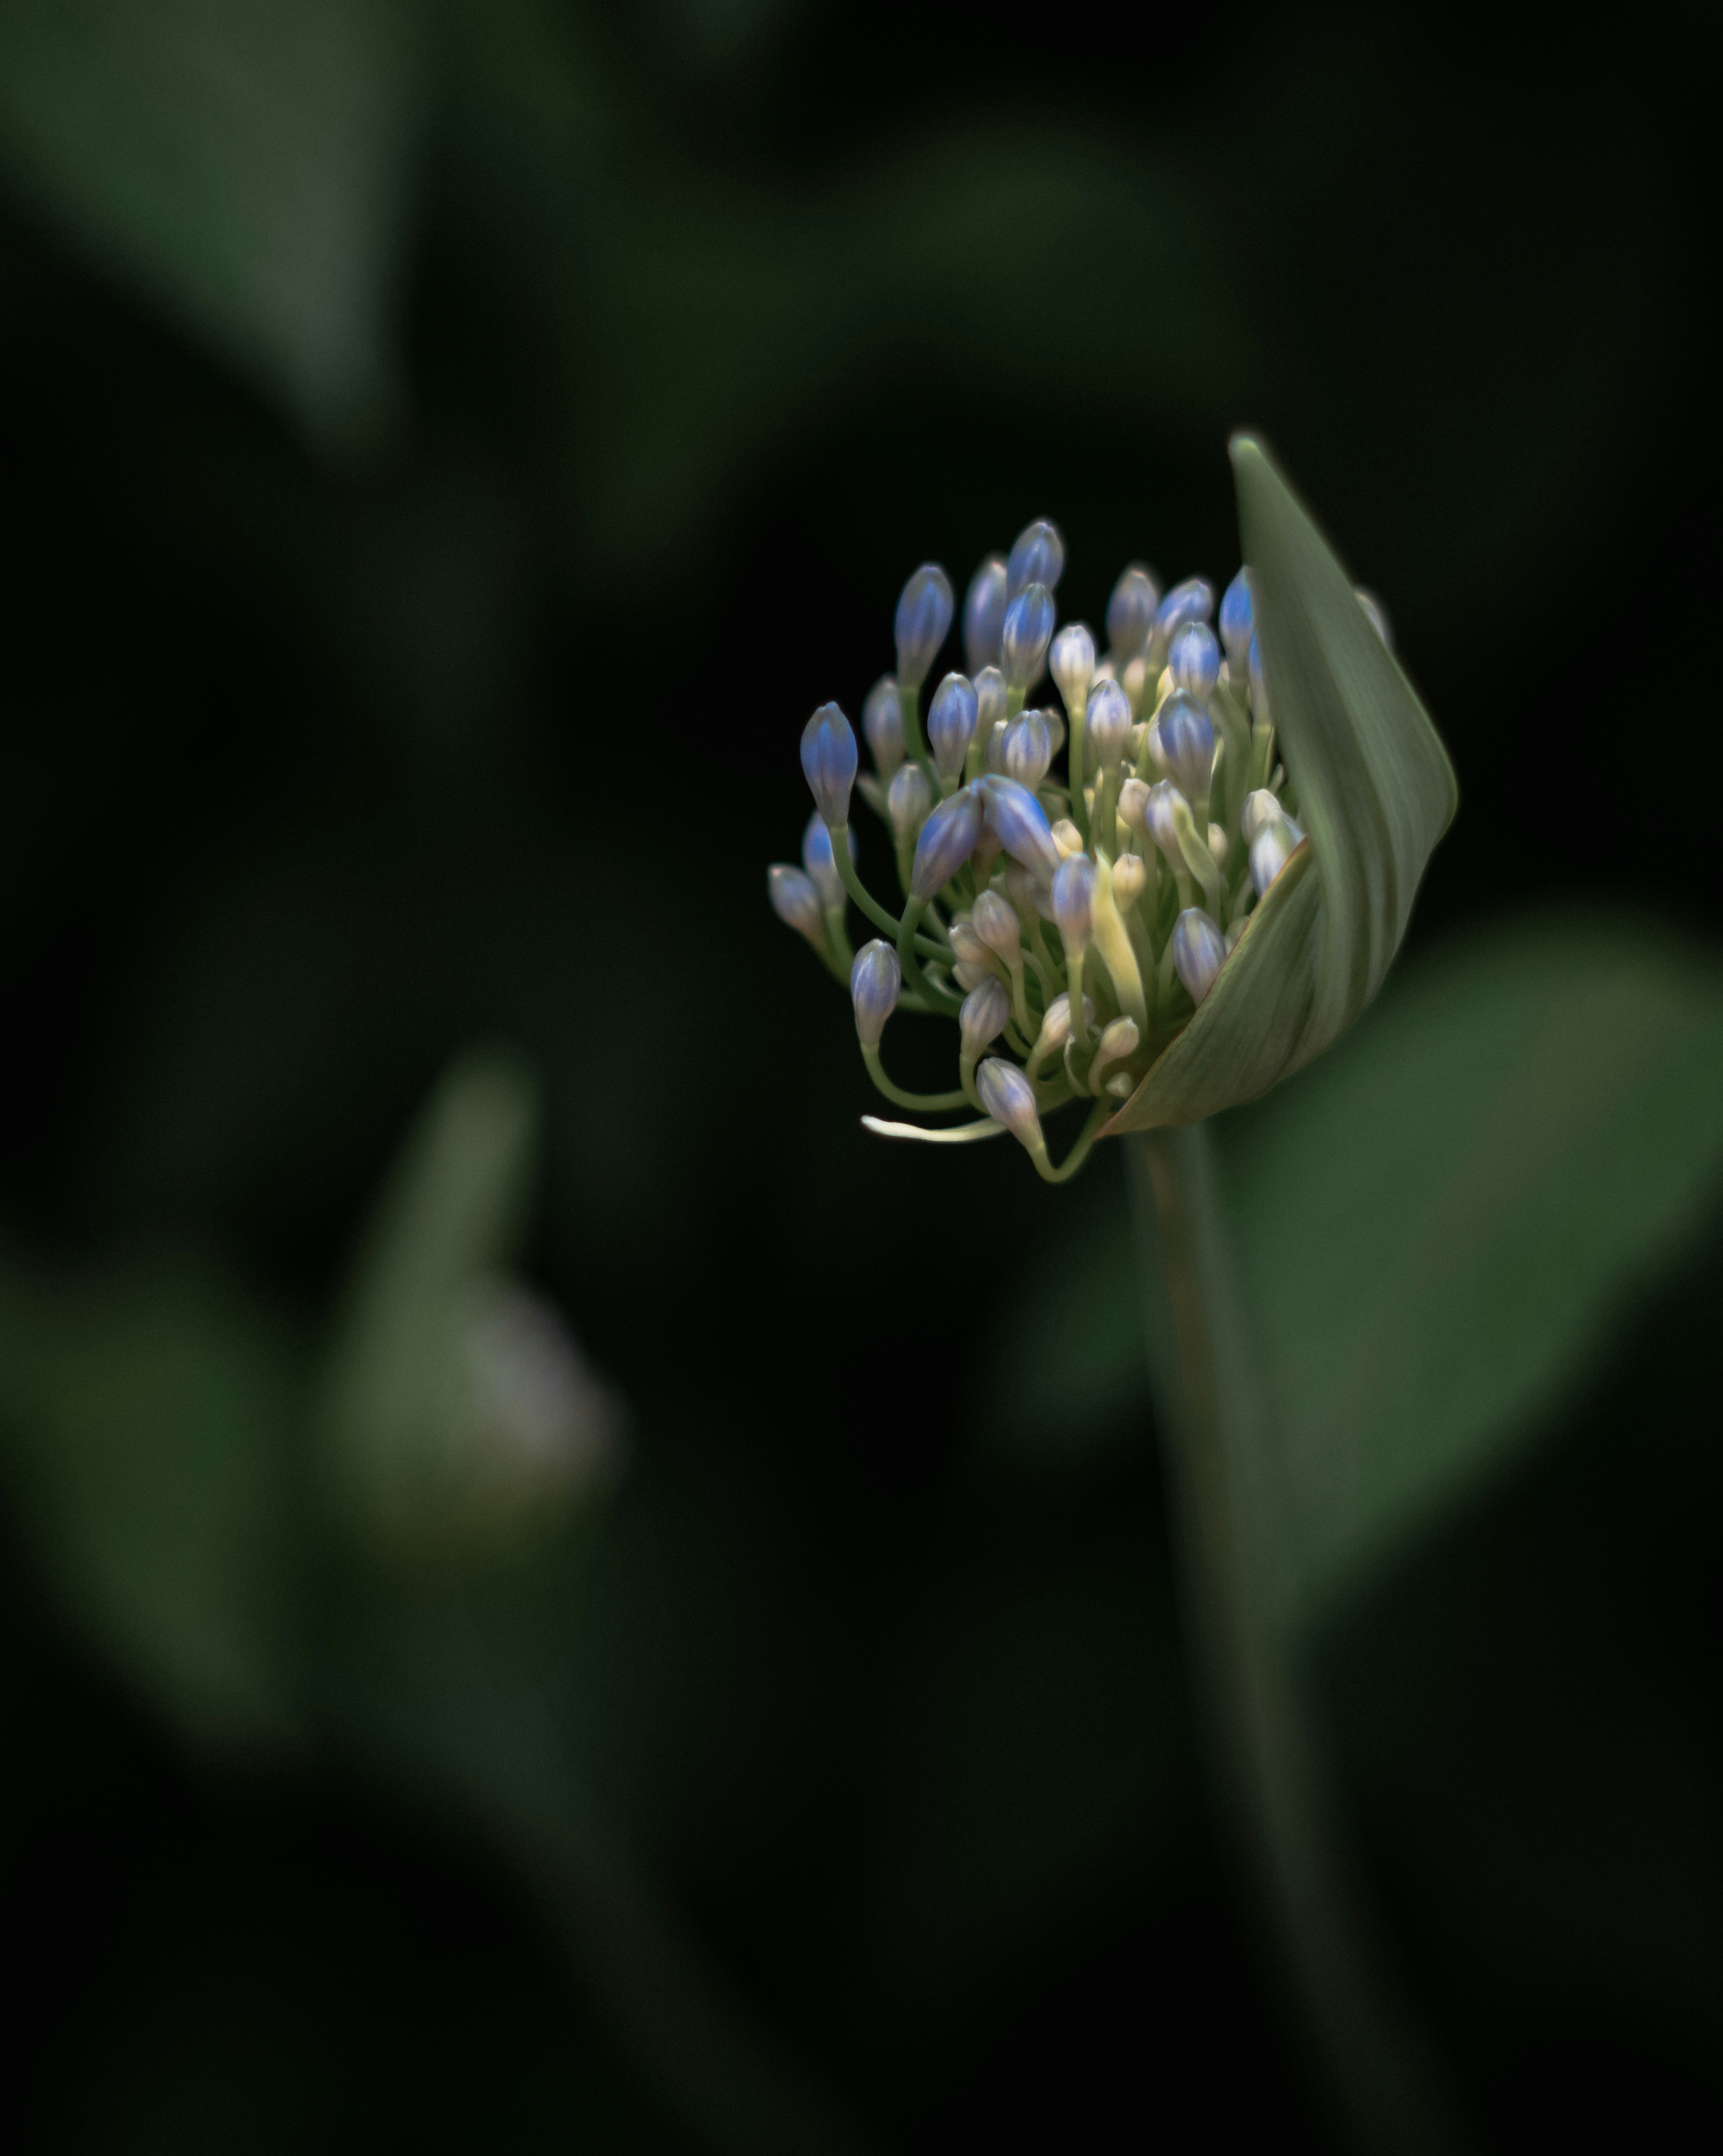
(767, 439, 1456, 1178)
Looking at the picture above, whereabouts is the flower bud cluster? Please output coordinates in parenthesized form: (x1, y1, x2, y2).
(767, 521, 1318, 1174)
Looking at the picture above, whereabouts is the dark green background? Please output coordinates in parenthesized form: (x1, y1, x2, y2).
(0, 3, 1717, 2149)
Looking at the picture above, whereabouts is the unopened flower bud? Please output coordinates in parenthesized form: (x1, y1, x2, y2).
(1240, 788, 1282, 844)
(1111, 853, 1146, 907)
(975, 1056, 1043, 1148)
(927, 671, 978, 783)
(1156, 693, 1216, 804)
(1355, 587, 1393, 649)
(887, 762, 933, 847)
(1106, 564, 1160, 659)
(971, 888, 1022, 958)
(1250, 811, 1305, 896)
(1085, 677, 1132, 769)
(1156, 575, 1215, 639)
(1094, 1016, 1139, 1065)
(963, 555, 1009, 673)
(1051, 817, 1084, 858)
(1006, 518, 1065, 599)
(1050, 853, 1096, 953)
(1001, 582, 1056, 691)
(976, 773, 1062, 882)
(949, 918, 990, 968)
(1143, 779, 1187, 864)
(1050, 622, 1095, 720)
(952, 959, 990, 991)
(960, 976, 1011, 1053)
(975, 663, 1009, 734)
(1118, 776, 1151, 833)
(895, 564, 954, 690)
(1172, 908, 1228, 1005)
(1037, 991, 1094, 1051)
(1002, 710, 1054, 788)
(1208, 822, 1229, 863)
(863, 675, 904, 777)
(768, 864, 826, 945)
(802, 811, 855, 910)
(1169, 620, 1221, 704)
(851, 940, 901, 1043)
(910, 786, 983, 902)
(1219, 569, 1253, 671)
(984, 720, 1009, 774)
(800, 701, 857, 826)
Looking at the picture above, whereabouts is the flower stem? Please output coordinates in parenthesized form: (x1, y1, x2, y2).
(1125, 1127, 1477, 2156)
(861, 1044, 967, 1112)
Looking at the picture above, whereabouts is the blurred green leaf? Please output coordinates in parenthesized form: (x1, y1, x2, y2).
(0, 0, 429, 440)
(0, 1254, 304, 1747)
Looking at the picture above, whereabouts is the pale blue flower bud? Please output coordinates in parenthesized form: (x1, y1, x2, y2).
(971, 888, 1021, 958)
(1143, 779, 1187, 864)
(1085, 677, 1132, 770)
(1050, 622, 1095, 719)
(1249, 810, 1305, 897)
(927, 671, 979, 784)
(801, 811, 856, 911)
(1172, 908, 1228, 1005)
(895, 564, 954, 691)
(1355, 587, 1393, 649)
(963, 556, 1009, 673)
(1106, 564, 1160, 659)
(1002, 710, 1054, 789)
(1006, 518, 1064, 599)
(887, 760, 932, 842)
(1219, 570, 1253, 670)
(1156, 576, 1215, 638)
(851, 939, 901, 1045)
(978, 774, 1061, 882)
(801, 701, 857, 826)
(1156, 693, 1216, 804)
(960, 976, 1011, 1054)
(910, 786, 983, 902)
(1240, 788, 1281, 844)
(1169, 620, 1221, 704)
(863, 675, 904, 777)
(768, 864, 825, 945)
(1001, 582, 1056, 691)
(976, 1056, 1043, 1147)
(1050, 853, 1096, 954)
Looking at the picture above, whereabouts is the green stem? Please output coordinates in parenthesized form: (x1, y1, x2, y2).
(828, 823, 950, 961)
(1028, 1099, 1107, 1182)
(1124, 1128, 1477, 2156)
(897, 895, 962, 1014)
(862, 1043, 967, 1111)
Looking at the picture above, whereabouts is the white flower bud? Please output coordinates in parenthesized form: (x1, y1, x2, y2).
(1051, 818, 1084, 859)
(971, 888, 1022, 958)
(1111, 853, 1146, 908)
(975, 1056, 1043, 1148)
(960, 977, 1012, 1053)
(888, 761, 932, 841)
(1050, 622, 1096, 720)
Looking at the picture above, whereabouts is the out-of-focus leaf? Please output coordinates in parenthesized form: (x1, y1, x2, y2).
(0, 0, 429, 440)
(1109, 438, 1457, 1133)
(0, 1255, 303, 1748)
(322, 1047, 622, 1561)
(1225, 913, 1723, 1634)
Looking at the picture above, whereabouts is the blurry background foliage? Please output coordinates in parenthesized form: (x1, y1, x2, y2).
(0, 1, 1718, 2151)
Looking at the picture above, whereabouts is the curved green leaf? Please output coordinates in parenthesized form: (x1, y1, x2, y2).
(1108, 437, 1458, 1133)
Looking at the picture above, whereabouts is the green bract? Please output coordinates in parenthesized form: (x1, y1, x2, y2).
(1105, 437, 1458, 1132)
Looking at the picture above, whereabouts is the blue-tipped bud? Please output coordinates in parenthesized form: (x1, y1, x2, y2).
(895, 564, 954, 691)
(960, 976, 1011, 1054)
(1249, 810, 1306, 897)
(1156, 693, 1216, 804)
(971, 888, 1022, 958)
(975, 1057, 1043, 1147)
(963, 555, 1009, 673)
(850, 939, 901, 1045)
(1106, 564, 1160, 659)
(863, 675, 904, 777)
(1171, 908, 1228, 1004)
(1001, 582, 1056, 691)
(1050, 853, 1096, 954)
(800, 701, 858, 826)
(1247, 634, 1269, 721)
(1169, 620, 1221, 705)
(1143, 779, 1188, 866)
(1156, 576, 1216, 639)
(768, 864, 826, 945)
(1002, 711, 1054, 789)
(978, 774, 1062, 882)
(1006, 518, 1065, 600)
(910, 786, 983, 903)
(1355, 587, 1393, 649)
(927, 670, 979, 784)
(1085, 677, 1133, 770)
(1049, 622, 1095, 720)
(1037, 991, 1094, 1052)
(1219, 570, 1253, 670)
(802, 811, 855, 912)
(887, 760, 932, 841)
